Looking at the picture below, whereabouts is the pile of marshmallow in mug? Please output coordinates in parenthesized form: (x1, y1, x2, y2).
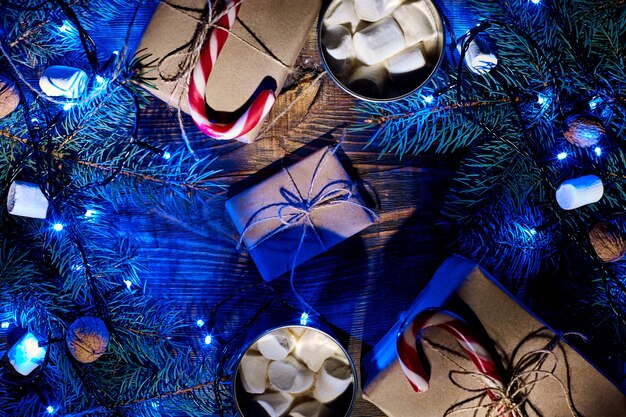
(238, 328, 354, 417)
(322, 0, 440, 95)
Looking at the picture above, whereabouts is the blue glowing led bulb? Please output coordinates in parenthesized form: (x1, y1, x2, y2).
(204, 335, 212, 345)
(300, 312, 309, 326)
(557, 152, 568, 160)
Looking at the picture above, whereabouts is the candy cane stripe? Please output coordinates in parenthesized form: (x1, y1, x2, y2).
(397, 309, 504, 401)
(188, 0, 276, 140)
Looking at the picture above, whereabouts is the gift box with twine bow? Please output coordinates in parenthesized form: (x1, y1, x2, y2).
(362, 255, 626, 417)
(137, 0, 321, 143)
(226, 145, 377, 281)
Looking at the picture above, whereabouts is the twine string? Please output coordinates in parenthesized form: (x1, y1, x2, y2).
(236, 143, 378, 314)
(420, 332, 585, 417)
(160, 0, 302, 159)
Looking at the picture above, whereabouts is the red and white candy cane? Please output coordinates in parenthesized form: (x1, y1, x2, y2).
(397, 309, 504, 402)
(188, 0, 276, 140)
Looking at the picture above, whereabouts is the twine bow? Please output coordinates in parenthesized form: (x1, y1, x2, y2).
(237, 144, 378, 312)
(425, 332, 586, 417)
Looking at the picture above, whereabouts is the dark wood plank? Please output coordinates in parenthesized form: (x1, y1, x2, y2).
(129, 17, 458, 416)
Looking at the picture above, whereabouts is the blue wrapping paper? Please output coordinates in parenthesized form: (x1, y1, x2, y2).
(226, 147, 376, 281)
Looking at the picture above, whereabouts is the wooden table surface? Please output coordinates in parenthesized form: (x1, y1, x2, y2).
(119, 2, 472, 415)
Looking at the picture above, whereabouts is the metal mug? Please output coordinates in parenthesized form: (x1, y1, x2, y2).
(318, 0, 445, 102)
(233, 323, 358, 417)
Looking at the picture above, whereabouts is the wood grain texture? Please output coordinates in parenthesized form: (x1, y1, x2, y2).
(125, 7, 457, 416)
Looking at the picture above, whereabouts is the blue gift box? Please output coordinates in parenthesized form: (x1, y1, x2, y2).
(226, 147, 376, 281)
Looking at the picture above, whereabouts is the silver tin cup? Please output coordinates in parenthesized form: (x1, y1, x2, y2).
(318, 0, 445, 102)
(233, 324, 358, 417)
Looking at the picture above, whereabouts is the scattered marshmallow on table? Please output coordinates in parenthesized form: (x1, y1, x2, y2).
(7, 181, 49, 219)
(385, 44, 426, 75)
(457, 35, 498, 75)
(293, 329, 343, 372)
(257, 328, 296, 360)
(255, 392, 294, 417)
(325, 0, 360, 32)
(268, 357, 315, 394)
(240, 352, 270, 394)
(313, 357, 353, 403)
(39, 65, 88, 99)
(288, 401, 330, 417)
(323, 25, 354, 61)
(354, 0, 402, 22)
(392, 1, 434, 47)
(353, 16, 406, 65)
(556, 175, 604, 210)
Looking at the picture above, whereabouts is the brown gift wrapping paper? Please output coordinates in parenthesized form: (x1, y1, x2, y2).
(362, 255, 626, 417)
(225, 146, 376, 281)
(137, 0, 321, 143)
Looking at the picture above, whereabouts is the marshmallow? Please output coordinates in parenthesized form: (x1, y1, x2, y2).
(556, 175, 604, 210)
(268, 357, 314, 393)
(7, 181, 49, 219)
(313, 357, 353, 403)
(457, 35, 498, 75)
(349, 63, 388, 97)
(257, 329, 296, 360)
(385, 44, 427, 75)
(288, 327, 307, 338)
(239, 352, 270, 394)
(354, 0, 402, 22)
(353, 16, 406, 65)
(293, 330, 344, 372)
(255, 392, 294, 417)
(39, 65, 88, 99)
(323, 25, 354, 61)
(392, 1, 435, 47)
(288, 401, 330, 417)
(325, 0, 360, 32)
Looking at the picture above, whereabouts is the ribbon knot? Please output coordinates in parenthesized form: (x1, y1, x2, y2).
(273, 183, 354, 229)
(427, 331, 586, 417)
(235, 144, 378, 314)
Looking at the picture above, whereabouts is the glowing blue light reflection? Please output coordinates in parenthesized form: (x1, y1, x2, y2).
(7, 332, 47, 376)
(300, 312, 309, 326)
(53, 223, 63, 231)
(196, 319, 205, 327)
(204, 335, 212, 345)
(58, 21, 72, 33)
(594, 147, 602, 156)
(423, 95, 434, 104)
(557, 152, 567, 160)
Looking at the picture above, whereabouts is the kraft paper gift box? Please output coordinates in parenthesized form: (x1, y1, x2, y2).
(226, 146, 377, 281)
(137, 0, 321, 143)
(362, 255, 626, 417)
